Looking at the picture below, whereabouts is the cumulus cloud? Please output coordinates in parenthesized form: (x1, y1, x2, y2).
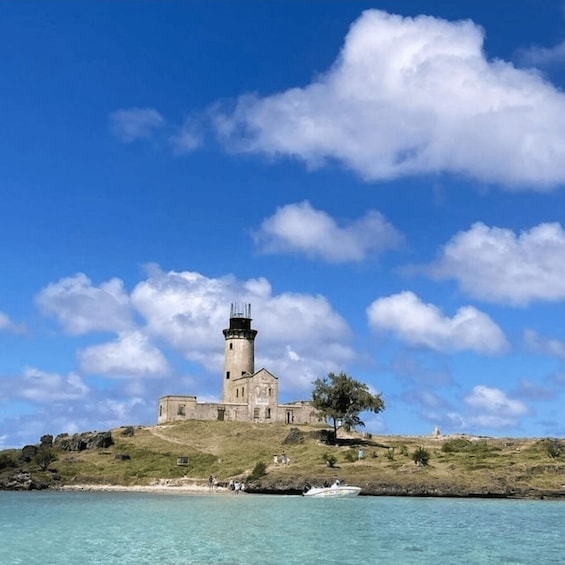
(517, 40, 565, 68)
(36, 273, 132, 335)
(172, 118, 203, 154)
(0, 311, 24, 333)
(253, 201, 403, 263)
(110, 107, 165, 142)
(523, 329, 565, 361)
(428, 222, 565, 306)
(78, 331, 170, 377)
(130, 265, 353, 391)
(367, 291, 508, 354)
(212, 9, 565, 189)
(464, 385, 529, 428)
(19, 367, 90, 402)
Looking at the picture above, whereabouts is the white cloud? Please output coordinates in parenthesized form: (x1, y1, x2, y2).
(212, 9, 565, 189)
(518, 40, 565, 67)
(36, 273, 132, 335)
(110, 107, 165, 142)
(367, 291, 508, 354)
(429, 222, 565, 305)
(253, 201, 402, 263)
(19, 367, 90, 402)
(0, 311, 24, 333)
(78, 331, 170, 378)
(523, 329, 565, 361)
(464, 385, 529, 428)
(131, 265, 353, 391)
(172, 118, 203, 154)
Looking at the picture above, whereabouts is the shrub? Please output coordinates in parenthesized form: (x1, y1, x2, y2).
(343, 450, 356, 462)
(323, 453, 337, 468)
(540, 438, 562, 459)
(248, 461, 267, 481)
(34, 447, 58, 471)
(441, 438, 473, 453)
(385, 448, 395, 461)
(411, 446, 430, 466)
(399, 444, 408, 457)
(0, 452, 17, 471)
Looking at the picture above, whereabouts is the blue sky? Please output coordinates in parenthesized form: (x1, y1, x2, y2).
(2, 1, 565, 448)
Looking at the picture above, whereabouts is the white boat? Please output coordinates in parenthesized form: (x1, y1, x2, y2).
(303, 480, 361, 498)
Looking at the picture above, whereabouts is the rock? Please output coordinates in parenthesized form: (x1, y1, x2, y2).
(20, 445, 38, 463)
(282, 427, 304, 445)
(120, 426, 135, 437)
(115, 454, 131, 461)
(40, 434, 53, 447)
(0, 470, 48, 491)
(54, 431, 114, 452)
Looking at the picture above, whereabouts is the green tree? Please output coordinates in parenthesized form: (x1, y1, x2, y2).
(311, 372, 384, 442)
(34, 447, 57, 471)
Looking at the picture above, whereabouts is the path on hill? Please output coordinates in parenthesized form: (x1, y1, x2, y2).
(144, 426, 187, 445)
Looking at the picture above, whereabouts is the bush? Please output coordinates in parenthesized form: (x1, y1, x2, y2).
(441, 438, 473, 453)
(323, 453, 337, 468)
(34, 447, 57, 471)
(385, 448, 395, 461)
(399, 444, 408, 457)
(343, 450, 356, 462)
(411, 446, 430, 466)
(540, 438, 562, 459)
(0, 452, 17, 471)
(248, 461, 268, 481)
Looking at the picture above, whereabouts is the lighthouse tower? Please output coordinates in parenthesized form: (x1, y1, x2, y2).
(222, 303, 257, 403)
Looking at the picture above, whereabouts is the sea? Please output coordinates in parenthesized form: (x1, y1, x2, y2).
(1, 491, 564, 564)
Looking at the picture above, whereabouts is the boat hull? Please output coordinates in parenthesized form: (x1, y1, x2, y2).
(303, 485, 361, 498)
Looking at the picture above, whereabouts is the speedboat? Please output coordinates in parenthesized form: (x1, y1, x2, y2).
(303, 480, 361, 498)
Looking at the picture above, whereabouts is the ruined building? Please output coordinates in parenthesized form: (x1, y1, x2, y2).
(158, 304, 318, 425)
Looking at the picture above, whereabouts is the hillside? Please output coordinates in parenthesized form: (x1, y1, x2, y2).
(1, 421, 565, 498)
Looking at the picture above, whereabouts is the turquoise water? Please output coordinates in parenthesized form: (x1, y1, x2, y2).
(1, 492, 564, 564)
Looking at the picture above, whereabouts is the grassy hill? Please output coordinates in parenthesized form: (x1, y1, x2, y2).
(2, 421, 565, 498)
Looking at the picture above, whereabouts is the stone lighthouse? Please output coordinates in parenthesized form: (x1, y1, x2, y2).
(222, 303, 257, 404)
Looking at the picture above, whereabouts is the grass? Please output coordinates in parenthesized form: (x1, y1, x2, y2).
(2, 422, 565, 496)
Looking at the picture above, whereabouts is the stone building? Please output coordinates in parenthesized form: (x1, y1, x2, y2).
(158, 304, 318, 425)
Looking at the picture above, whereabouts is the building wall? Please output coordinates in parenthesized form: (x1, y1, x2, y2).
(158, 389, 319, 425)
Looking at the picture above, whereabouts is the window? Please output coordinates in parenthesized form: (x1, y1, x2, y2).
(159, 405, 163, 417)
(217, 408, 225, 421)
(229, 343, 233, 350)
(226, 371, 230, 380)
(268, 388, 272, 396)
(265, 407, 271, 419)
(236, 389, 239, 398)
(242, 387, 244, 396)
(254, 407, 260, 419)
(177, 404, 185, 416)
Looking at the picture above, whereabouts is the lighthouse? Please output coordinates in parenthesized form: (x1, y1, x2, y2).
(222, 303, 257, 403)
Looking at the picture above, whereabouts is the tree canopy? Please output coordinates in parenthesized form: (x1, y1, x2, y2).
(311, 371, 385, 442)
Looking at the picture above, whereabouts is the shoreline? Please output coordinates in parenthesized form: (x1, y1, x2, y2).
(56, 482, 238, 495)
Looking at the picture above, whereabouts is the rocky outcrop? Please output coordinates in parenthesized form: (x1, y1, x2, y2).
(244, 476, 565, 499)
(282, 428, 305, 445)
(0, 470, 48, 491)
(20, 445, 38, 463)
(54, 431, 113, 452)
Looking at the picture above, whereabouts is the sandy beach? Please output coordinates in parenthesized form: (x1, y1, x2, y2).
(58, 478, 240, 495)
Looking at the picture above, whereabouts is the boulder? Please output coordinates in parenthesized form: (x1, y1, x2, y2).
(20, 445, 38, 463)
(40, 434, 53, 447)
(282, 427, 305, 445)
(0, 470, 48, 491)
(54, 431, 114, 452)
